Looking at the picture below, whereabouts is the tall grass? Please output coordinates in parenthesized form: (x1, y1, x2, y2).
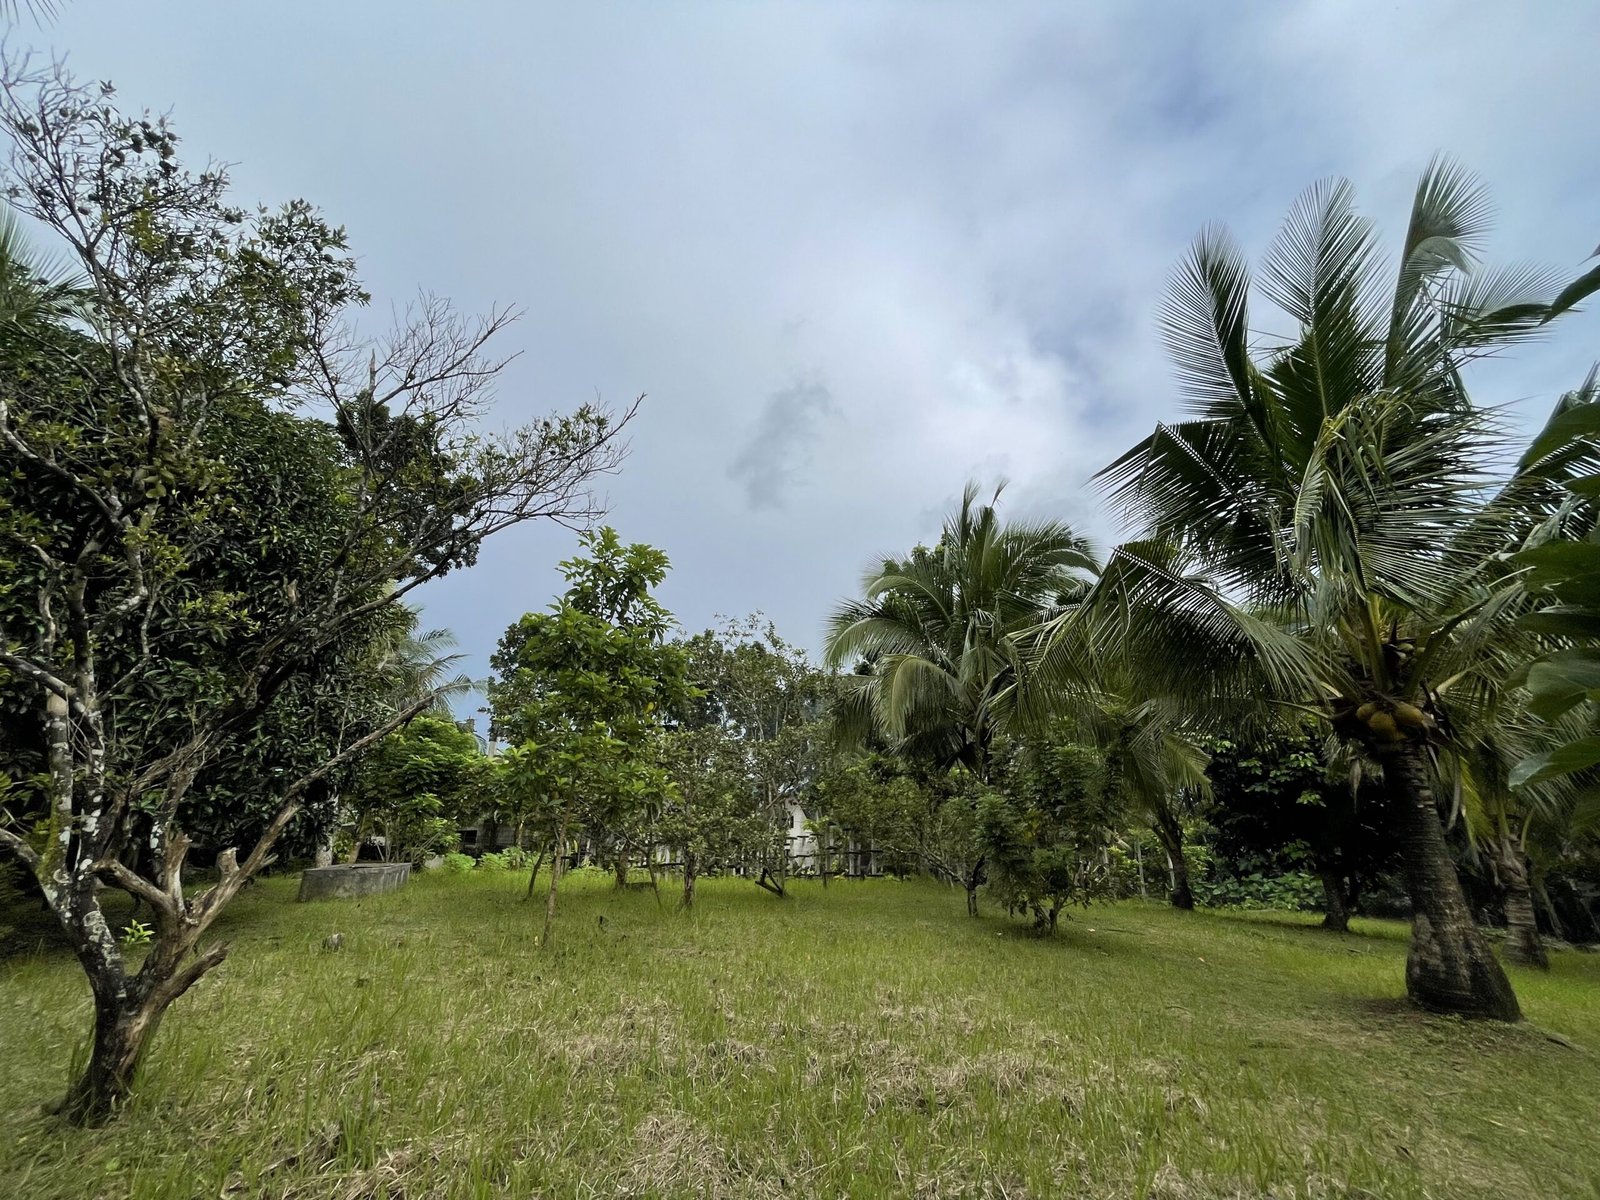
(3, 871, 1597, 1198)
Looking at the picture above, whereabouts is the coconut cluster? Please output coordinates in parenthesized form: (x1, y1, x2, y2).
(1355, 699, 1433, 744)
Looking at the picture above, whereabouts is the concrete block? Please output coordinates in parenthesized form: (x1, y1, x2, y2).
(297, 862, 411, 901)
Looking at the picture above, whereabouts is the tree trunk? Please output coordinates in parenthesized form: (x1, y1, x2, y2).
(59, 990, 164, 1124)
(541, 810, 568, 950)
(964, 854, 985, 917)
(524, 847, 548, 901)
(613, 852, 628, 890)
(1318, 864, 1351, 932)
(682, 850, 696, 911)
(52, 882, 229, 1124)
(1497, 832, 1548, 970)
(1150, 808, 1193, 910)
(1379, 742, 1521, 1020)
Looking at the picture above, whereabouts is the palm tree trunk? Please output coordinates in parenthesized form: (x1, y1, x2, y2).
(1378, 742, 1520, 1020)
(1150, 806, 1193, 910)
(1497, 831, 1548, 970)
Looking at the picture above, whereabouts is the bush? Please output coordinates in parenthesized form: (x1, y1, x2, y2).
(441, 852, 475, 875)
(477, 851, 509, 874)
(499, 845, 530, 870)
(1192, 869, 1323, 911)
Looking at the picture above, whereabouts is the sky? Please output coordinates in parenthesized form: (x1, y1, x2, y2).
(34, 1, 1600, 702)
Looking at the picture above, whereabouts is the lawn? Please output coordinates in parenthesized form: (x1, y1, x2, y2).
(2, 872, 1597, 1199)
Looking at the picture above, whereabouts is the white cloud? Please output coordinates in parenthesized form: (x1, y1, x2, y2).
(41, 0, 1600, 681)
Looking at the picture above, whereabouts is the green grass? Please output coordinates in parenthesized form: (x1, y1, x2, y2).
(3, 872, 1599, 1199)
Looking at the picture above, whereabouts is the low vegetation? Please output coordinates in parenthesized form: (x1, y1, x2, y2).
(4, 872, 1597, 1200)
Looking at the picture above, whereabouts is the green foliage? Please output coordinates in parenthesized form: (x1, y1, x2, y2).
(826, 483, 1095, 779)
(1201, 731, 1401, 914)
(498, 846, 530, 870)
(118, 920, 154, 950)
(489, 529, 691, 885)
(809, 754, 928, 877)
(476, 852, 509, 874)
(346, 714, 487, 864)
(1512, 375, 1600, 796)
(667, 615, 835, 888)
(440, 852, 475, 875)
(1192, 868, 1324, 911)
(981, 734, 1123, 930)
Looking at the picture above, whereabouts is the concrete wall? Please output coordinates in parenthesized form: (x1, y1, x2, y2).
(298, 862, 411, 901)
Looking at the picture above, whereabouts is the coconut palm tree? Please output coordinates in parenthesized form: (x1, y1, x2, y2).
(1084, 160, 1600, 1020)
(824, 482, 1097, 783)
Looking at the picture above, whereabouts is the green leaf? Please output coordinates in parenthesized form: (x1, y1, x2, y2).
(1520, 403, 1600, 469)
(1525, 651, 1600, 719)
(1521, 608, 1600, 639)
(1510, 736, 1600, 788)
(1543, 260, 1600, 324)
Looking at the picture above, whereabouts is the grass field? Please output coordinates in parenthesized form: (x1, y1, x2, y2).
(2, 871, 1598, 1199)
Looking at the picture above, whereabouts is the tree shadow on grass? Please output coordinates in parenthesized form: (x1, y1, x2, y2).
(1203, 908, 1410, 945)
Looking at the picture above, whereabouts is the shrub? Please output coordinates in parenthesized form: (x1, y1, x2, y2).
(1192, 869, 1323, 911)
(477, 851, 509, 874)
(499, 845, 530, 870)
(441, 852, 475, 875)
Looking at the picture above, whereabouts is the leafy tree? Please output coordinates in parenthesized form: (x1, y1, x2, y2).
(807, 753, 927, 879)
(1203, 732, 1401, 932)
(492, 743, 565, 896)
(982, 734, 1121, 932)
(489, 530, 689, 944)
(0, 63, 635, 1121)
(657, 724, 757, 908)
(675, 615, 833, 896)
(1085, 160, 1600, 1020)
(344, 713, 489, 865)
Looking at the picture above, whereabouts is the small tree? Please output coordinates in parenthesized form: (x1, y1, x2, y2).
(658, 724, 755, 908)
(345, 714, 489, 864)
(809, 753, 927, 878)
(488, 530, 688, 945)
(676, 616, 833, 896)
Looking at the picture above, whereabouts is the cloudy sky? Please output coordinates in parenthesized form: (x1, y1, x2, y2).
(39, 1, 1600, 694)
